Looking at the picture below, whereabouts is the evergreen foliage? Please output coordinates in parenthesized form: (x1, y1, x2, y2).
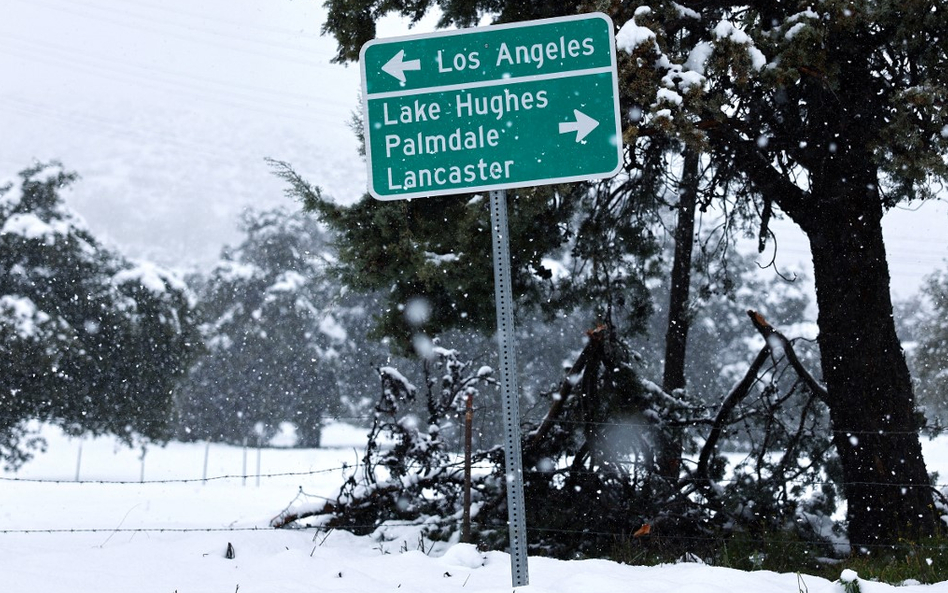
(306, 0, 948, 549)
(910, 269, 948, 424)
(0, 162, 198, 469)
(175, 208, 361, 446)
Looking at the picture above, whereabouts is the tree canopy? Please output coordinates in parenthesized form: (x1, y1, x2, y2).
(0, 163, 198, 469)
(299, 0, 948, 551)
(175, 207, 361, 447)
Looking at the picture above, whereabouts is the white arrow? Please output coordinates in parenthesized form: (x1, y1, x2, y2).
(381, 49, 421, 83)
(558, 109, 600, 143)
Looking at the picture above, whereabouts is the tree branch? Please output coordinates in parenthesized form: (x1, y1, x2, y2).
(524, 328, 603, 452)
(694, 344, 772, 492)
(746, 310, 829, 403)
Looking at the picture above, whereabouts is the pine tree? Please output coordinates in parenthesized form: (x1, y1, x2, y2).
(313, 0, 948, 548)
(0, 162, 198, 468)
(618, 0, 947, 548)
(176, 208, 361, 446)
(910, 270, 948, 424)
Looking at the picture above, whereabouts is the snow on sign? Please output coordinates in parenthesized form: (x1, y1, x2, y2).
(360, 13, 623, 200)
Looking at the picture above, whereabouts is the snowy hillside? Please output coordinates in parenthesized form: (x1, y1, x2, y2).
(6, 426, 948, 592)
(2, 0, 365, 268)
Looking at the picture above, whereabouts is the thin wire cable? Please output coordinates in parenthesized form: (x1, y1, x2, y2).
(5, 521, 928, 556)
(3, 519, 947, 554)
(0, 465, 360, 485)
(0, 527, 278, 534)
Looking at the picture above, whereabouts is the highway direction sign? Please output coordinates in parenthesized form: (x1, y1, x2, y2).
(360, 13, 622, 200)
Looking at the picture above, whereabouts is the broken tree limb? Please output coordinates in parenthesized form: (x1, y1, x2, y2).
(270, 471, 466, 529)
(694, 344, 772, 493)
(747, 310, 829, 403)
(525, 326, 607, 452)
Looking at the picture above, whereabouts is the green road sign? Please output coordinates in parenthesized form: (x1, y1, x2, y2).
(360, 13, 622, 200)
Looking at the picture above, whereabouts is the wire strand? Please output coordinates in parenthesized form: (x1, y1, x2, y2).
(0, 465, 359, 485)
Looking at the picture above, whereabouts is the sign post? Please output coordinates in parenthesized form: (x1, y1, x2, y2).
(359, 12, 622, 587)
(488, 187, 530, 585)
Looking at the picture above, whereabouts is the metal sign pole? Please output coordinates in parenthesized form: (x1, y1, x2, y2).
(488, 188, 529, 587)
(358, 13, 623, 588)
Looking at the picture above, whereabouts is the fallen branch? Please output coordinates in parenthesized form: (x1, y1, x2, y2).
(525, 326, 607, 452)
(747, 310, 828, 402)
(694, 344, 772, 494)
(271, 471, 466, 529)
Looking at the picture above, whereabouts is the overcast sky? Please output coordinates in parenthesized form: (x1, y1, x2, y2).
(2, 0, 945, 300)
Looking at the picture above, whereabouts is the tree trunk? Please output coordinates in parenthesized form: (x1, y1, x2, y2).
(657, 148, 699, 481)
(800, 190, 937, 551)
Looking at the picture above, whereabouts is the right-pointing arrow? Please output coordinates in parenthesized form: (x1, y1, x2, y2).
(381, 49, 421, 83)
(558, 109, 600, 143)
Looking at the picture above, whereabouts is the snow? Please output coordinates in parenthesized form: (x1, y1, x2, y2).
(673, 2, 701, 20)
(405, 297, 433, 326)
(712, 21, 752, 46)
(615, 15, 657, 54)
(0, 295, 49, 339)
(113, 260, 178, 295)
(218, 260, 261, 282)
(318, 313, 349, 343)
(424, 250, 461, 265)
(713, 21, 767, 70)
(784, 22, 808, 40)
(6, 425, 948, 592)
(787, 9, 821, 24)
(379, 366, 418, 394)
(441, 542, 487, 568)
(268, 270, 307, 293)
(684, 42, 713, 76)
(0, 212, 71, 243)
(655, 88, 684, 106)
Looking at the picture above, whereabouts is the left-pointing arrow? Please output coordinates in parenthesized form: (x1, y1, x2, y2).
(381, 50, 421, 83)
(558, 109, 600, 143)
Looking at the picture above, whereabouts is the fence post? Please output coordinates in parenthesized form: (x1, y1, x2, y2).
(202, 442, 210, 484)
(75, 442, 83, 482)
(242, 437, 248, 487)
(462, 391, 474, 543)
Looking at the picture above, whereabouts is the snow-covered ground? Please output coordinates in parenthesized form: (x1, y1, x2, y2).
(5, 425, 948, 592)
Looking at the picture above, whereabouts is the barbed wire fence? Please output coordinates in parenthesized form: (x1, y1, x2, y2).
(4, 414, 948, 555)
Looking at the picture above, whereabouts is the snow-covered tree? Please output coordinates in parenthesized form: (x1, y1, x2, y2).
(0, 162, 198, 468)
(313, 0, 948, 549)
(620, 0, 947, 548)
(176, 208, 363, 447)
(908, 270, 948, 424)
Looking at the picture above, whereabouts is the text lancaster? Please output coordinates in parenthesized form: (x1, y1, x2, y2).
(386, 158, 515, 191)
